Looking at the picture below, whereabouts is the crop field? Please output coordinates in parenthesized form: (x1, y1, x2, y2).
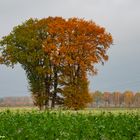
(0, 108, 140, 140)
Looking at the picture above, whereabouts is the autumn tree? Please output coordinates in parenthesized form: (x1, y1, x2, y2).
(0, 18, 53, 109)
(92, 91, 102, 107)
(124, 91, 134, 107)
(43, 17, 113, 109)
(103, 92, 112, 107)
(112, 91, 121, 107)
(0, 17, 113, 110)
(134, 92, 140, 107)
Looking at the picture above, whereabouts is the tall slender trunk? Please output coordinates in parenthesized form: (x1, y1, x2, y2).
(44, 60, 52, 110)
(44, 74, 51, 109)
(51, 66, 58, 108)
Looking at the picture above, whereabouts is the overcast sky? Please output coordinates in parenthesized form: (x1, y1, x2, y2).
(0, 0, 140, 97)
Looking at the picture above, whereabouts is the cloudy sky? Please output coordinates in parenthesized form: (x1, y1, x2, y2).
(0, 0, 140, 97)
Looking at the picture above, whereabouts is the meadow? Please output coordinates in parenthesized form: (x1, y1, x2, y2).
(0, 108, 140, 140)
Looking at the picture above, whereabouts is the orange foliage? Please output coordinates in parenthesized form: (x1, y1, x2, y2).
(42, 17, 113, 74)
(41, 17, 112, 109)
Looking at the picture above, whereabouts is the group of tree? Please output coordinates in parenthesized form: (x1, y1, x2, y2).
(91, 91, 140, 108)
(0, 17, 113, 110)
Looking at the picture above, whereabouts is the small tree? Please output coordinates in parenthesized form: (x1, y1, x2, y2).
(134, 92, 140, 107)
(124, 91, 134, 107)
(113, 91, 121, 107)
(62, 75, 92, 110)
(92, 91, 102, 107)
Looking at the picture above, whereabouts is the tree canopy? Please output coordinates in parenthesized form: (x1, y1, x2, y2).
(0, 17, 113, 110)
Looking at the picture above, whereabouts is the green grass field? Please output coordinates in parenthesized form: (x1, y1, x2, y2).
(0, 108, 140, 140)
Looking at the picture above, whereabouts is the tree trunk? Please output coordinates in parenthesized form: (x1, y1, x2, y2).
(51, 66, 58, 108)
(44, 74, 51, 109)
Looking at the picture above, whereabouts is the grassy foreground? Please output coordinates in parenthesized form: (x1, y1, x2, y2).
(0, 109, 140, 140)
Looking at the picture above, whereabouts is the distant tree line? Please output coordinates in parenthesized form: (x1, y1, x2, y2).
(0, 91, 140, 108)
(0, 96, 33, 107)
(90, 91, 140, 108)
